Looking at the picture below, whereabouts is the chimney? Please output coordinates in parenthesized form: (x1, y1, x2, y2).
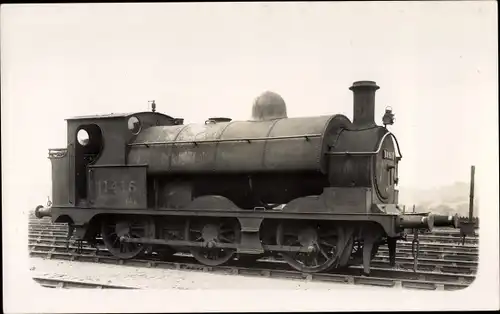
(349, 81, 380, 128)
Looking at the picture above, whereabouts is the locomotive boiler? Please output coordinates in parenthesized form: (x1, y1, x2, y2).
(35, 80, 459, 275)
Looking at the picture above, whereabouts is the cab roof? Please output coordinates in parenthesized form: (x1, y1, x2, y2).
(65, 111, 173, 121)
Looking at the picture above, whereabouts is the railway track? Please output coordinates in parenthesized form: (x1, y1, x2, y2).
(28, 217, 479, 291)
(32, 276, 137, 289)
(28, 234, 478, 264)
(29, 244, 474, 291)
(29, 241, 478, 274)
(425, 229, 479, 237)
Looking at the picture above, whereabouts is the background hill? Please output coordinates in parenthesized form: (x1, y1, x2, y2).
(398, 181, 478, 217)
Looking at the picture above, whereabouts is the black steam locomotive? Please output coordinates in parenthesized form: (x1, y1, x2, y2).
(35, 80, 458, 275)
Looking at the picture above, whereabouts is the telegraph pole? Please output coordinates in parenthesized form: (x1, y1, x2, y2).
(468, 165, 475, 223)
(460, 165, 476, 243)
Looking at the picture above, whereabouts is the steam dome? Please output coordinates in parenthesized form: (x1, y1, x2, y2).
(251, 91, 288, 121)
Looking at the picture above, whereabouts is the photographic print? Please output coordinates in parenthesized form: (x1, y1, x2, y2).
(2, 1, 498, 312)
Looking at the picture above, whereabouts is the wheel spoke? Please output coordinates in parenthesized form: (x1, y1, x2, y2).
(312, 256, 319, 266)
(319, 240, 334, 247)
(102, 218, 151, 260)
(187, 220, 239, 267)
(318, 246, 329, 259)
(219, 235, 232, 243)
(277, 223, 339, 273)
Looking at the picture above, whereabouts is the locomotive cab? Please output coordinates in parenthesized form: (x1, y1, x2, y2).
(50, 111, 183, 209)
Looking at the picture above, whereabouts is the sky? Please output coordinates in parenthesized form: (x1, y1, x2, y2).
(1, 2, 498, 209)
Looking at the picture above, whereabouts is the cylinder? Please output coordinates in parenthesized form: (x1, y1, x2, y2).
(432, 214, 459, 228)
(398, 214, 434, 230)
(349, 81, 380, 128)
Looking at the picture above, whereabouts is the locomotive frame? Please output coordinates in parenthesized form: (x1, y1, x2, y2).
(35, 80, 459, 275)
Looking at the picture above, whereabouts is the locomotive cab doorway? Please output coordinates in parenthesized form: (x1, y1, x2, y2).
(75, 124, 103, 205)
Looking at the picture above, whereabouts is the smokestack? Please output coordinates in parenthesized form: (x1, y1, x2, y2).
(349, 81, 380, 128)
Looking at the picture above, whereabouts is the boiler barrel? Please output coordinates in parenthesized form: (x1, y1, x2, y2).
(127, 115, 349, 174)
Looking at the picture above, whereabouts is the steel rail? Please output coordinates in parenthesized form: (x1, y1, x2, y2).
(29, 241, 477, 263)
(32, 276, 137, 289)
(28, 243, 477, 276)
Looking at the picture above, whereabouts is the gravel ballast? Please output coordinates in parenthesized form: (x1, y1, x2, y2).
(29, 257, 381, 290)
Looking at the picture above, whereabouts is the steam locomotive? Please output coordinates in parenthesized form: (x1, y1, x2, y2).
(35, 80, 458, 275)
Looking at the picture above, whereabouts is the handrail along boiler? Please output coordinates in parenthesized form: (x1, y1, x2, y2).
(35, 80, 458, 275)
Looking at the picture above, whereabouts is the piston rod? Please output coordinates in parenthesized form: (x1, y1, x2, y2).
(120, 237, 312, 253)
